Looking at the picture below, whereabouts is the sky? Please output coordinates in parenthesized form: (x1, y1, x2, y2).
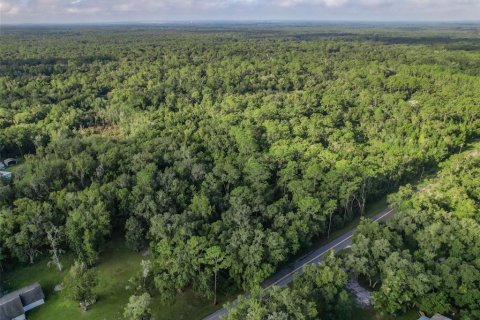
(1, 0, 479, 24)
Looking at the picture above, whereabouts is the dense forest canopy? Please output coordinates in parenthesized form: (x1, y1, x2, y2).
(0, 24, 479, 317)
(224, 142, 480, 320)
(363, 144, 480, 318)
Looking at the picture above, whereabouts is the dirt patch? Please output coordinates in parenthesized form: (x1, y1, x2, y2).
(347, 277, 372, 307)
(471, 148, 479, 158)
(78, 125, 123, 138)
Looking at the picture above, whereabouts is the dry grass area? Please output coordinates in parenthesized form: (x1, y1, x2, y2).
(78, 125, 123, 138)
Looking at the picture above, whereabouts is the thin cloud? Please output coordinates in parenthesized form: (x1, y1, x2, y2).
(1, 0, 479, 23)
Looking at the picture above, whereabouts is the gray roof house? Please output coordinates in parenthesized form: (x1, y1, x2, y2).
(0, 283, 45, 320)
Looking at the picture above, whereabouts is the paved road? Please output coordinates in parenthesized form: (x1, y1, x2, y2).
(202, 207, 396, 320)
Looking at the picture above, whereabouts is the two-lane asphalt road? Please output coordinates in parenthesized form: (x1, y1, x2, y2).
(202, 207, 396, 320)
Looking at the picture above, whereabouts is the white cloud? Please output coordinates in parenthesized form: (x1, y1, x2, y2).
(66, 6, 101, 14)
(1, 0, 479, 23)
(321, 0, 348, 7)
(0, 0, 20, 15)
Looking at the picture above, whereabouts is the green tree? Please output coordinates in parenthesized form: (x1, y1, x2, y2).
(66, 188, 110, 265)
(123, 292, 153, 320)
(46, 225, 65, 272)
(8, 199, 52, 264)
(64, 261, 98, 311)
(295, 250, 352, 320)
(224, 286, 317, 320)
(201, 246, 230, 305)
(346, 219, 400, 288)
(372, 252, 433, 314)
(125, 217, 146, 252)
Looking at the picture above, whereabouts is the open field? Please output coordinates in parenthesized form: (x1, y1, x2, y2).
(1, 238, 235, 320)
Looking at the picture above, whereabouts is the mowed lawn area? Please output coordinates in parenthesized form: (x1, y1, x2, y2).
(1, 238, 225, 320)
(353, 306, 419, 320)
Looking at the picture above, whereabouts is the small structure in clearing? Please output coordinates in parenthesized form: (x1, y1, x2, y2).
(0, 283, 45, 320)
(2, 159, 16, 167)
(0, 171, 12, 180)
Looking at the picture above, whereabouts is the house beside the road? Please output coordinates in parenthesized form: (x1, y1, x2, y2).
(0, 283, 45, 320)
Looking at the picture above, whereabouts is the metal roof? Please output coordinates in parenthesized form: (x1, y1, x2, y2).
(0, 294, 24, 320)
(16, 283, 45, 306)
(0, 283, 44, 320)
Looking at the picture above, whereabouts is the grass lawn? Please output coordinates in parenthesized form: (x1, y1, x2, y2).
(1, 238, 232, 320)
(151, 290, 237, 320)
(2, 238, 141, 320)
(352, 305, 419, 320)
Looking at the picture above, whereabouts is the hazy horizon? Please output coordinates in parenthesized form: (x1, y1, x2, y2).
(1, 0, 480, 25)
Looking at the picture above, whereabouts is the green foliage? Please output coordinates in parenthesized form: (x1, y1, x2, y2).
(372, 251, 433, 314)
(0, 25, 479, 317)
(295, 251, 353, 320)
(2, 198, 53, 264)
(1, 239, 214, 320)
(66, 186, 110, 265)
(124, 292, 153, 320)
(346, 219, 402, 288)
(349, 144, 480, 318)
(224, 286, 318, 320)
(226, 250, 351, 320)
(201, 246, 231, 305)
(64, 261, 98, 311)
(125, 217, 147, 252)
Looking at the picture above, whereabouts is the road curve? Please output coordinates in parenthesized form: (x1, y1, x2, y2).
(202, 207, 396, 320)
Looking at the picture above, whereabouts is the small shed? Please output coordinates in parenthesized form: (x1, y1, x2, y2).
(2, 159, 16, 167)
(0, 171, 12, 180)
(0, 283, 45, 320)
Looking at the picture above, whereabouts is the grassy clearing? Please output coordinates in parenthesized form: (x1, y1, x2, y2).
(2, 239, 141, 320)
(152, 290, 237, 320)
(1, 238, 231, 320)
(352, 305, 419, 320)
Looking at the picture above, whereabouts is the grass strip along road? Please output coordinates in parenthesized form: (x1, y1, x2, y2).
(202, 207, 396, 320)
